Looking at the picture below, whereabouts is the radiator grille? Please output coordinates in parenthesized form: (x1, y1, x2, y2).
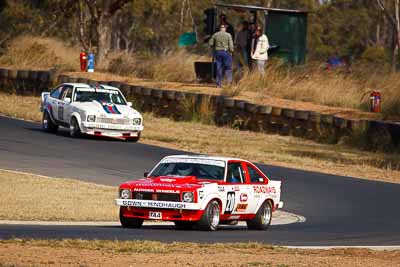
(133, 192, 180, 202)
(96, 117, 132, 125)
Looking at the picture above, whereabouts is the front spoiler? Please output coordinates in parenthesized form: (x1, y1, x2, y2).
(115, 199, 201, 210)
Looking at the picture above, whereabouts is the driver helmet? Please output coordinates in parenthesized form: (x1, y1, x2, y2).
(176, 163, 193, 176)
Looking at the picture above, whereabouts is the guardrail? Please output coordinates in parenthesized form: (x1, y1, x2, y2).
(1, 67, 399, 151)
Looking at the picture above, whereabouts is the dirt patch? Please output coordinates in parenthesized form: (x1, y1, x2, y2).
(0, 239, 399, 267)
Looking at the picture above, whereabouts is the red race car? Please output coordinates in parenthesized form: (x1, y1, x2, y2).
(116, 155, 283, 231)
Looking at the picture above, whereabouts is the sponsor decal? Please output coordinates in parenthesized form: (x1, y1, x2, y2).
(122, 200, 187, 209)
(235, 203, 248, 212)
(228, 215, 240, 220)
(135, 183, 180, 188)
(253, 186, 276, 194)
(225, 192, 235, 214)
(156, 189, 179, 193)
(240, 193, 248, 202)
(76, 88, 118, 94)
(218, 186, 225, 192)
(161, 157, 225, 168)
(134, 188, 154, 192)
(233, 186, 240, 192)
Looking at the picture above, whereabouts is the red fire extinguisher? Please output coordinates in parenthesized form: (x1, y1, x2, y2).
(370, 90, 381, 113)
(80, 51, 87, 72)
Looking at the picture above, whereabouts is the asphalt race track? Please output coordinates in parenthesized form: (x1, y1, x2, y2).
(1, 115, 400, 245)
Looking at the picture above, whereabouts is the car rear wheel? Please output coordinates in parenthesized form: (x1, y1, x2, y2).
(69, 117, 82, 138)
(174, 221, 195, 230)
(246, 201, 272, 230)
(197, 200, 220, 231)
(42, 111, 58, 133)
(119, 207, 144, 228)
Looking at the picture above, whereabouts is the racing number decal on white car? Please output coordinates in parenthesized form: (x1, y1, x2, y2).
(225, 192, 235, 214)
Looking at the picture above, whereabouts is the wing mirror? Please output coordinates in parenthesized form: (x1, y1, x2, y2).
(144, 172, 149, 178)
(127, 102, 133, 107)
(64, 97, 71, 103)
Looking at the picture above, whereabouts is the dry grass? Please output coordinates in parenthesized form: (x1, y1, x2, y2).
(0, 36, 79, 71)
(0, 92, 399, 184)
(1, 239, 400, 267)
(0, 170, 117, 221)
(230, 61, 400, 119)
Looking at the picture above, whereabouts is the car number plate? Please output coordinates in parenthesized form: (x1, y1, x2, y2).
(149, 211, 162, 219)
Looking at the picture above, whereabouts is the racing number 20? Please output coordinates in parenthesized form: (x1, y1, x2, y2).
(225, 192, 235, 213)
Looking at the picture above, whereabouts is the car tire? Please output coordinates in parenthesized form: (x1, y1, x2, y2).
(174, 221, 195, 230)
(126, 133, 141, 143)
(246, 201, 272, 230)
(119, 207, 144, 228)
(197, 200, 220, 231)
(69, 117, 82, 138)
(42, 111, 58, 133)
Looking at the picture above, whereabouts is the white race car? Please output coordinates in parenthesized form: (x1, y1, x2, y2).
(116, 155, 283, 231)
(40, 83, 144, 141)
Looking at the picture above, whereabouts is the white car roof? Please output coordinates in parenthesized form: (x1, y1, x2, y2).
(62, 83, 120, 91)
(162, 155, 246, 164)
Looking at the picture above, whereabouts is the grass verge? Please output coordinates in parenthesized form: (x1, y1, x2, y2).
(0, 170, 117, 221)
(0, 239, 399, 267)
(0, 92, 400, 184)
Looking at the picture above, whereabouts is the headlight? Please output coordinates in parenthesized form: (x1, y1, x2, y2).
(87, 115, 96, 122)
(133, 118, 141, 125)
(182, 192, 194, 203)
(120, 189, 131, 199)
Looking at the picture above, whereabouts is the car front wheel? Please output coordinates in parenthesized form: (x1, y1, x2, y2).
(69, 117, 82, 138)
(246, 201, 272, 230)
(119, 207, 144, 228)
(197, 200, 220, 231)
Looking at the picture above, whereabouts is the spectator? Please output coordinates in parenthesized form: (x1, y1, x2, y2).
(209, 24, 234, 87)
(235, 21, 249, 72)
(218, 13, 235, 40)
(251, 25, 269, 75)
(247, 22, 256, 68)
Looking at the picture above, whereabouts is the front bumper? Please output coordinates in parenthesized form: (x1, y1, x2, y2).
(81, 122, 143, 138)
(116, 199, 203, 221)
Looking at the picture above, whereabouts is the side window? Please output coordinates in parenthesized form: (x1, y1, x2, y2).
(50, 86, 63, 99)
(60, 86, 72, 101)
(226, 163, 245, 183)
(247, 164, 265, 183)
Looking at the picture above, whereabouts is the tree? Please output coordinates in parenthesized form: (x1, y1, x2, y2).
(376, 0, 400, 71)
(84, 0, 132, 65)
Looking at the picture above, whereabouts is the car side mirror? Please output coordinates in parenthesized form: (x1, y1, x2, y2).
(144, 172, 149, 178)
(64, 97, 71, 103)
(127, 102, 133, 107)
(258, 177, 264, 183)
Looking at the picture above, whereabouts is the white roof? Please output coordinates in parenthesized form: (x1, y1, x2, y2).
(163, 154, 246, 164)
(62, 83, 120, 91)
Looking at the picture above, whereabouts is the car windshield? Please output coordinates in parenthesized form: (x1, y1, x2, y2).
(74, 88, 126, 105)
(150, 159, 225, 181)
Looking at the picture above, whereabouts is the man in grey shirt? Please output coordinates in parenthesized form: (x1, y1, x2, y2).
(209, 24, 234, 87)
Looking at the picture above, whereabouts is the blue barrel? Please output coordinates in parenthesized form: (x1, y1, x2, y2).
(87, 53, 95, 72)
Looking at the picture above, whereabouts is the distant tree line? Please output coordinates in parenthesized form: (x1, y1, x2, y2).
(0, 0, 400, 70)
